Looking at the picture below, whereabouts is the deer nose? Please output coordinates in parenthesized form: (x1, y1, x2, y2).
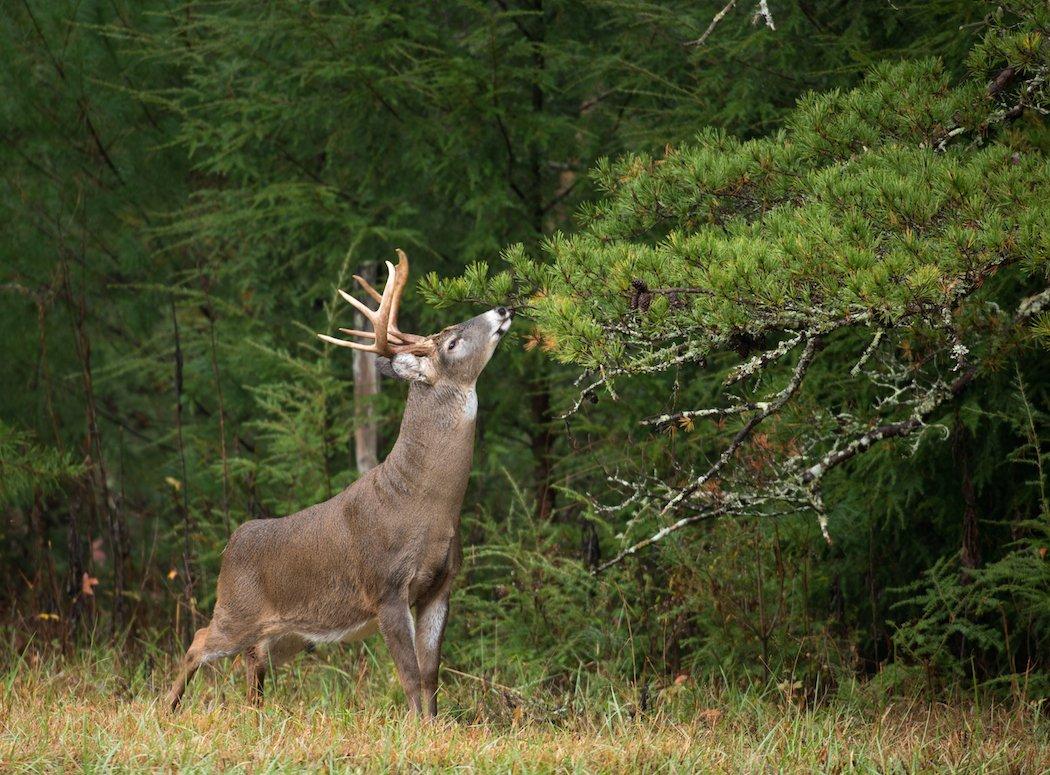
(496, 306, 510, 318)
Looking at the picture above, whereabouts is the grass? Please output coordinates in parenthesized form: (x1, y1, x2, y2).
(0, 644, 1047, 773)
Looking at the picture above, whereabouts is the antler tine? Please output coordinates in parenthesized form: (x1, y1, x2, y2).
(338, 327, 407, 345)
(317, 333, 377, 351)
(389, 250, 408, 332)
(337, 288, 378, 322)
(319, 248, 426, 354)
(319, 262, 395, 354)
(370, 261, 395, 355)
(349, 250, 410, 312)
(387, 249, 424, 343)
(352, 274, 383, 304)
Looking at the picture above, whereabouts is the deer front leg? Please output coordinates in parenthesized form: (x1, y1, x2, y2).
(378, 601, 423, 715)
(414, 591, 449, 718)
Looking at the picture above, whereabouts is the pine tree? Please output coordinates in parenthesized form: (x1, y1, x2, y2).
(429, 1, 1049, 682)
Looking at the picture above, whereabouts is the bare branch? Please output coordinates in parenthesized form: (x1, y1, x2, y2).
(659, 335, 820, 516)
(684, 0, 738, 48)
(595, 508, 726, 573)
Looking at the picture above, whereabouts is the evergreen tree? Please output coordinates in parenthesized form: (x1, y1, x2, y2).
(431, 1, 1049, 684)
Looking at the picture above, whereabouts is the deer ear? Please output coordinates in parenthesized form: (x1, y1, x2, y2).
(384, 353, 435, 384)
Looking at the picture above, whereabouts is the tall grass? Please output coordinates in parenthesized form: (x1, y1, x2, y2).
(0, 640, 1046, 773)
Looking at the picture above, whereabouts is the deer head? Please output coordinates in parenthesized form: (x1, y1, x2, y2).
(318, 249, 512, 388)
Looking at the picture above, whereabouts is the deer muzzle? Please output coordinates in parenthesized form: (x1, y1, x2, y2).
(490, 307, 513, 339)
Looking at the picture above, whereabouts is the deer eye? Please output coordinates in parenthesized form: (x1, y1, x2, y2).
(447, 338, 458, 351)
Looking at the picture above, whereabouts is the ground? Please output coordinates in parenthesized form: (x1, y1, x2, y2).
(0, 645, 1046, 773)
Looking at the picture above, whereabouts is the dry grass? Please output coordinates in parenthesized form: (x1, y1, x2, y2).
(0, 647, 1046, 773)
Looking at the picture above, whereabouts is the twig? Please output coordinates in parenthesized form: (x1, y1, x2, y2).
(685, 0, 738, 47)
(594, 508, 726, 573)
(442, 666, 567, 718)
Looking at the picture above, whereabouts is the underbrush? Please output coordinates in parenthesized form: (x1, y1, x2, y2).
(0, 642, 1046, 773)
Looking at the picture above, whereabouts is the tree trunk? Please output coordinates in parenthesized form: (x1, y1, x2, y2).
(207, 309, 232, 537)
(67, 270, 129, 636)
(526, 1, 555, 520)
(171, 297, 198, 645)
(65, 485, 89, 641)
(352, 262, 381, 473)
(952, 415, 981, 577)
(529, 373, 556, 520)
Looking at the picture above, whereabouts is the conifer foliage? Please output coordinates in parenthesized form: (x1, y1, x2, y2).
(428, 3, 1050, 682)
(432, 3, 1049, 554)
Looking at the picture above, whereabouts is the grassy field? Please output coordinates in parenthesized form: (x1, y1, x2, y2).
(1, 644, 1046, 773)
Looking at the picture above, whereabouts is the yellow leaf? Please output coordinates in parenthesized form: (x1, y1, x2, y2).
(164, 476, 182, 492)
(36, 612, 60, 622)
(167, 568, 179, 581)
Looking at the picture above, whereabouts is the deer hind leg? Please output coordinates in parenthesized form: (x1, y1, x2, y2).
(165, 624, 239, 713)
(244, 635, 306, 707)
(244, 642, 267, 707)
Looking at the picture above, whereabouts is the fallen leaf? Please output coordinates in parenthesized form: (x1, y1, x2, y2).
(698, 708, 723, 726)
(674, 673, 689, 686)
(81, 573, 99, 597)
(36, 612, 60, 622)
(167, 568, 179, 581)
(164, 476, 182, 491)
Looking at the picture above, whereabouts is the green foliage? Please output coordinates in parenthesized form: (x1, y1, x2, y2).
(434, 59, 1048, 368)
(892, 375, 1050, 694)
(1, 0, 1047, 704)
(0, 422, 82, 509)
(430, 1, 1050, 693)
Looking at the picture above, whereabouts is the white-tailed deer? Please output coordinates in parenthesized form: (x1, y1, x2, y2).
(166, 250, 511, 717)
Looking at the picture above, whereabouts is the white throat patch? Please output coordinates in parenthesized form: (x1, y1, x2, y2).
(463, 389, 478, 422)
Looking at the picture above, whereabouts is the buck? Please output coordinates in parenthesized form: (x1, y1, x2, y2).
(165, 250, 511, 717)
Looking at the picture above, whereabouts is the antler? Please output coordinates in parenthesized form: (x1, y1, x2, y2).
(318, 249, 426, 355)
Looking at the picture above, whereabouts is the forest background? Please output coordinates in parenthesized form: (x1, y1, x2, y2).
(2, 0, 1048, 735)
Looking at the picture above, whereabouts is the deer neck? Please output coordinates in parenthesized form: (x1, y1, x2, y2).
(370, 381, 477, 516)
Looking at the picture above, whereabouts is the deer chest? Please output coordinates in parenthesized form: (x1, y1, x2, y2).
(406, 530, 459, 602)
